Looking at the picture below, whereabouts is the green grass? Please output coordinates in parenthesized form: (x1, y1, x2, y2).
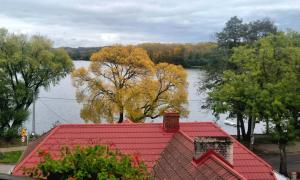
(0, 151, 23, 164)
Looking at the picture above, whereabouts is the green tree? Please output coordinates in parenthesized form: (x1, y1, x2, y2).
(252, 33, 300, 175)
(245, 18, 277, 43)
(0, 70, 28, 140)
(216, 16, 247, 49)
(201, 17, 278, 140)
(210, 32, 300, 175)
(0, 28, 73, 136)
(25, 145, 150, 180)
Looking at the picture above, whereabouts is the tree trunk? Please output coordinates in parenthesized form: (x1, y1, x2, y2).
(237, 112, 246, 140)
(246, 116, 252, 142)
(118, 111, 124, 123)
(240, 119, 246, 140)
(266, 118, 270, 134)
(279, 140, 288, 176)
(237, 117, 241, 140)
(249, 117, 255, 151)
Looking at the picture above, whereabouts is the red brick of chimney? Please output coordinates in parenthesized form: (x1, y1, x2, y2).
(163, 111, 180, 132)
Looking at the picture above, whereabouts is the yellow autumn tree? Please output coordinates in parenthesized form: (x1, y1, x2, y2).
(72, 45, 188, 123)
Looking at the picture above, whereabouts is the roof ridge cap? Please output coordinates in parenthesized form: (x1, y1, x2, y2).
(210, 122, 230, 137)
(58, 122, 163, 127)
(193, 150, 233, 168)
(193, 150, 247, 180)
(178, 130, 193, 142)
(12, 126, 61, 175)
(209, 152, 247, 180)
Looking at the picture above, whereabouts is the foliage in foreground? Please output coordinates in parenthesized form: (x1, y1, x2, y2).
(24, 145, 151, 180)
(72, 45, 188, 123)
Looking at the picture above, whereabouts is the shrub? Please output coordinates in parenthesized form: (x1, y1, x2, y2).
(24, 145, 151, 180)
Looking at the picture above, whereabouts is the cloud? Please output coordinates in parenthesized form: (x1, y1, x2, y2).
(0, 0, 299, 47)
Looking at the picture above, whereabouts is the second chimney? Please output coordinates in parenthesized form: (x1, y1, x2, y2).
(163, 111, 180, 132)
(193, 136, 233, 164)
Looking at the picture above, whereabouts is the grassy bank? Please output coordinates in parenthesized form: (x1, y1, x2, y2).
(0, 151, 23, 164)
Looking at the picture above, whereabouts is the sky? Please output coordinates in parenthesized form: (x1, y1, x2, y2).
(0, 0, 299, 47)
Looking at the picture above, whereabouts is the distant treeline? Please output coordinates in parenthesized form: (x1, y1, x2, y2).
(62, 43, 217, 68)
(63, 47, 101, 60)
(137, 43, 217, 67)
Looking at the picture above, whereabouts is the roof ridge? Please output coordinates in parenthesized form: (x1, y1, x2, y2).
(17, 131, 50, 164)
(12, 126, 61, 174)
(193, 150, 233, 168)
(210, 122, 230, 136)
(153, 131, 194, 178)
(178, 130, 193, 142)
(58, 123, 161, 126)
(56, 121, 215, 127)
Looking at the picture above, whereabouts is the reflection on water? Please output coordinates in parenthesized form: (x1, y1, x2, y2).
(24, 61, 265, 135)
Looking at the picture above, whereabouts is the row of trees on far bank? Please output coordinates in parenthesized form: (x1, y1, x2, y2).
(64, 47, 100, 60)
(63, 18, 277, 69)
(137, 42, 216, 67)
(201, 16, 300, 176)
(64, 43, 217, 68)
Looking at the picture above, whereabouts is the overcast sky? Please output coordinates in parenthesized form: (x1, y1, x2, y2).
(1, 0, 299, 47)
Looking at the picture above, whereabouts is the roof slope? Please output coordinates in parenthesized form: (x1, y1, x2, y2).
(153, 131, 246, 180)
(13, 122, 276, 180)
(17, 131, 50, 164)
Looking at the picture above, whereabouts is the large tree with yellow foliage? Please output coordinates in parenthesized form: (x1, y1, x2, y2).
(72, 45, 188, 123)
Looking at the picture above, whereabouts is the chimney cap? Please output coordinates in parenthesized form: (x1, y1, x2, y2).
(194, 136, 232, 143)
(164, 108, 179, 113)
(164, 111, 180, 116)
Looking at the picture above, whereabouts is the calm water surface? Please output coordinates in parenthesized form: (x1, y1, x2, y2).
(24, 61, 265, 135)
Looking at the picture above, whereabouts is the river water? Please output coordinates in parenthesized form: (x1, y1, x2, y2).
(24, 60, 265, 135)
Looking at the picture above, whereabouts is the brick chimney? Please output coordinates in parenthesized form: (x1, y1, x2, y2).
(193, 136, 233, 164)
(163, 111, 180, 132)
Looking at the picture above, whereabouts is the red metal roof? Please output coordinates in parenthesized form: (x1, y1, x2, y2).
(153, 131, 246, 180)
(13, 122, 276, 179)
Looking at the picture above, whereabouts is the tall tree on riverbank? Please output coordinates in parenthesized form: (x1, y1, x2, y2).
(72, 45, 188, 123)
(209, 32, 300, 175)
(201, 17, 278, 140)
(0, 28, 73, 138)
